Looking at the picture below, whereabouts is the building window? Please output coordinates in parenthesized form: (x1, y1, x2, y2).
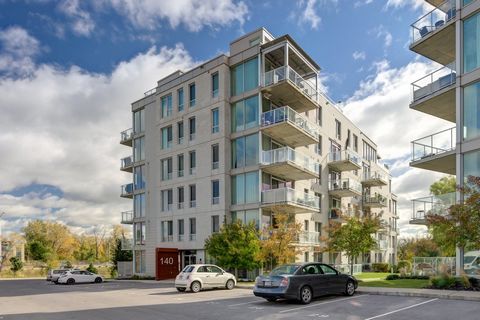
(347, 129, 351, 148)
(133, 137, 145, 162)
(161, 126, 173, 149)
(314, 252, 323, 263)
(134, 165, 146, 190)
(231, 57, 258, 96)
(189, 150, 196, 175)
(464, 0, 475, 6)
(134, 193, 145, 218)
(178, 88, 184, 112)
(464, 81, 480, 140)
(161, 189, 173, 212)
(178, 186, 184, 209)
(212, 180, 220, 204)
(231, 95, 259, 132)
(134, 222, 145, 245)
(315, 222, 322, 236)
(161, 94, 172, 118)
(189, 184, 196, 208)
(161, 220, 173, 242)
(212, 144, 219, 169)
(232, 171, 259, 205)
(317, 107, 322, 126)
(177, 154, 184, 177)
(178, 121, 184, 144)
(178, 219, 184, 241)
(189, 117, 196, 141)
(335, 119, 341, 140)
(232, 133, 259, 168)
(212, 215, 220, 233)
(304, 220, 309, 231)
(189, 83, 196, 107)
(161, 158, 172, 181)
(134, 250, 146, 274)
(304, 252, 309, 262)
(363, 141, 377, 162)
(315, 135, 322, 155)
(212, 72, 219, 98)
(464, 150, 480, 182)
(133, 109, 145, 134)
(212, 108, 219, 133)
(464, 12, 480, 73)
(231, 209, 259, 228)
(189, 217, 196, 241)
(353, 134, 358, 152)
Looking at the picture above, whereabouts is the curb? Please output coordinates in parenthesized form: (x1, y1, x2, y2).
(357, 288, 480, 302)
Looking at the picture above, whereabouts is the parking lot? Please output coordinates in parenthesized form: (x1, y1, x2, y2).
(0, 279, 479, 319)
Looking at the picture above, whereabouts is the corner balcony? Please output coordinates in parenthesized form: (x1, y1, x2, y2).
(410, 127, 456, 175)
(327, 150, 362, 172)
(121, 210, 133, 224)
(262, 65, 318, 113)
(120, 183, 134, 198)
(362, 171, 388, 187)
(411, 63, 456, 123)
(410, 0, 456, 65)
(261, 147, 320, 181)
(120, 155, 133, 172)
(120, 128, 134, 147)
(121, 238, 133, 251)
(410, 192, 456, 225)
(295, 231, 321, 245)
(363, 195, 388, 208)
(261, 187, 320, 214)
(261, 106, 320, 147)
(328, 179, 362, 198)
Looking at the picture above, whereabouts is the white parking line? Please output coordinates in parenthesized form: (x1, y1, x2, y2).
(279, 295, 367, 314)
(228, 300, 262, 307)
(364, 298, 438, 320)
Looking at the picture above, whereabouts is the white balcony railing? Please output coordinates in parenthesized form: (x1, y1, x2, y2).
(121, 183, 134, 197)
(410, 0, 456, 44)
(363, 171, 388, 183)
(412, 62, 456, 102)
(328, 179, 362, 194)
(261, 106, 320, 140)
(121, 210, 133, 224)
(328, 149, 362, 166)
(364, 194, 388, 206)
(296, 231, 321, 244)
(261, 147, 320, 175)
(411, 127, 455, 161)
(411, 192, 456, 221)
(261, 187, 320, 209)
(121, 155, 133, 170)
(263, 65, 318, 101)
(120, 128, 133, 143)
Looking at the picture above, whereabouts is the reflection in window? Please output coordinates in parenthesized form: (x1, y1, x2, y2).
(464, 81, 480, 140)
(232, 96, 259, 132)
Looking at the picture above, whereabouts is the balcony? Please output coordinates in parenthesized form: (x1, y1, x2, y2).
(121, 238, 133, 251)
(121, 210, 133, 224)
(261, 147, 320, 181)
(261, 106, 320, 147)
(328, 207, 352, 220)
(363, 194, 388, 208)
(328, 179, 362, 198)
(120, 155, 133, 172)
(120, 128, 134, 146)
(411, 63, 456, 123)
(262, 65, 318, 113)
(410, 192, 456, 225)
(410, 127, 456, 175)
(410, 0, 456, 65)
(327, 150, 362, 172)
(362, 171, 388, 187)
(295, 231, 321, 245)
(261, 188, 320, 214)
(120, 183, 134, 198)
(378, 240, 388, 251)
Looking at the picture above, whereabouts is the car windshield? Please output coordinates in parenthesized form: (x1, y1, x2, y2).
(270, 265, 301, 276)
(464, 256, 477, 264)
(182, 265, 195, 273)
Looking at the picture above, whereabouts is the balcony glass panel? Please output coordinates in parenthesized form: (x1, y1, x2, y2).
(120, 128, 133, 142)
(410, 0, 456, 44)
(412, 62, 455, 102)
(261, 106, 320, 139)
(261, 147, 320, 175)
(263, 65, 318, 101)
(328, 150, 361, 166)
(328, 178, 362, 194)
(411, 127, 455, 161)
(262, 187, 320, 209)
(411, 192, 456, 221)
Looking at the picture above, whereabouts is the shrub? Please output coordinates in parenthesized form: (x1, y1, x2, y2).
(372, 263, 390, 273)
(386, 274, 400, 280)
(430, 274, 471, 289)
(397, 260, 412, 273)
(63, 261, 73, 269)
(86, 263, 98, 274)
(469, 277, 480, 288)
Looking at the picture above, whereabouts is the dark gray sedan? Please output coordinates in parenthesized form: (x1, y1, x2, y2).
(253, 263, 358, 304)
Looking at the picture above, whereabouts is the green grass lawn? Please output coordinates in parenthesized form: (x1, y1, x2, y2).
(358, 279, 429, 289)
(355, 272, 392, 281)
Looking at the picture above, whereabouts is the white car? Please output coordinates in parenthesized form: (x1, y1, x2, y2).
(57, 270, 104, 285)
(175, 264, 236, 293)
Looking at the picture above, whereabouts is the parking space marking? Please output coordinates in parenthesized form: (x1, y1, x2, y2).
(364, 298, 438, 320)
(228, 299, 262, 307)
(279, 295, 367, 314)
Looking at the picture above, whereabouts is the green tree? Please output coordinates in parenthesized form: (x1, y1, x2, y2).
(9, 257, 23, 276)
(205, 221, 261, 277)
(27, 240, 50, 261)
(397, 237, 440, 261)
(111, 238, 132, 274)
(323, 212, 382, 275)
(86, 263, 98, 274)
(430, 176, 456, 196)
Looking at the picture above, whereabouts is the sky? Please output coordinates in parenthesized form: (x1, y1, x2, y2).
(0, 0, 455, 238)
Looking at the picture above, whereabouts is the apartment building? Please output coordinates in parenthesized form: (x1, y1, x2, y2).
(408, 0, 480, 273)
(119, 28, 398, 278)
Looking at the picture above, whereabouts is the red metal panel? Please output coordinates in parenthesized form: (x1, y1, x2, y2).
(155, 248, 180, 280)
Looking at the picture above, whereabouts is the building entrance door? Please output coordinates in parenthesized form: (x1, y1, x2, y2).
(182, 250, 197, 268)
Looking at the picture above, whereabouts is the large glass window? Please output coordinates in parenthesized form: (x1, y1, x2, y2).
(189, 184, 196, 207)
(212, 72, 219, 98)
(161, 189, 173, 212)
(161, 126, 172, 149)
(161, 158, 172, 181)
(189, 218, 196, 240)
(178, 88, 184, 112)
(189, 117, 196, 140)
(178, 186, 184, 209)
(464, 150, 480, 182)
(161, 94, 172, 118)
(134, 250, 145, 273)
(134, 165, 145, 190)
(212, 215, 220, 233)
(161, 220, 173, 242)
(212, 180, 220, 204)
(134, 193, 145, 218)
(212, 108, 219, 133)
(464, 12, 480, 73)
(133, 137, 145, 162)
(212, 144, 219, 169)
(232, 209, 259, 228)
(464, 81, 480, 140)
(231, 96, 259, 132)
(178, 219, 184, 241)
(464, 0, 475, 6)
(134, 222, 145, 245)
(133, 109, 145, 133)
(232, 133, 258, 168)
(189, 83, 196, 107)
(189, 151, 196, 174)
(231, 57, 258, 96)
(232, 171, 259, 204)
(178, 121, 184, 144)
(177, 154, 184, 177)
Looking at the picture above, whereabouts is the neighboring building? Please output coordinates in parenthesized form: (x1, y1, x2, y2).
(119, 28, 398, 278)
(1, 240, 25, 263)
(408, 1, 480, 273)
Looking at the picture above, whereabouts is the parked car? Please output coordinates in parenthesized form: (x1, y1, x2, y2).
(57, 270, 104, 285)
(253, 263, 358, 304)
(174, 264, 236, 293)
(47, 269, 75, 283)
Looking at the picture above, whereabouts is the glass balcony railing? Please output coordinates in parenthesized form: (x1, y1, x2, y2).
(363, 194, 388, 206)
(411, 192, 456, 221)
(363, 171, 388, 184)
(121, 238, 133, 250)
(261, 106, 320, 139)
(412, 62, 456, 102)
(328, 178, 362, 194)
(328, 149, 362, 166)
(121, 210, 133, 224)
(261, 147, 320, 175)
(121, 183, 134, 197)
(262, 187, 320, 209)
(411, 127, 455, 161)
(328, 207, 353, 219)
(410, 0, 456, 44)
(263, 65, 318, 101)
(121, 155, 133, 170)
(296, 231, 321, 245)
(120, 128, 133, 143)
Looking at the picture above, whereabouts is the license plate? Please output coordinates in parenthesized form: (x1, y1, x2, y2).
(263, 281, 272, 287)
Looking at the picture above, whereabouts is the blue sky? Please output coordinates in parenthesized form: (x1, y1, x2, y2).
(0, 0, 452, 237)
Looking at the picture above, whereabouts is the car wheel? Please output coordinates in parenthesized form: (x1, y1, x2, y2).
(176, 287, 186, 292)
(345, 280, 355, 296)
(67, 278, 75, 285)
(299, 286, 312, 304)
(225, 279, 235, 290)
(94, 277, 103, 284)
(266, 297, 277, 302)
(190, 281, 201, 293)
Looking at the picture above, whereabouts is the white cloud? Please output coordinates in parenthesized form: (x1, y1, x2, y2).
(99, 0, 249, 32)
(298, 0, 322, 30)
(385, 0, 431, 11)
(0, 29, 197, 233)
(0, 26, 41, 77)
(370, 25, 393, 48)
(352, 50, 366, 61)
(354, 0, 373, 8)
(58, 0, 95, 37)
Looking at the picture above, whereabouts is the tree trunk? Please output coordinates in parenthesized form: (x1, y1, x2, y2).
(234, 268, 238, 279)
(349, 256, 354, 276)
